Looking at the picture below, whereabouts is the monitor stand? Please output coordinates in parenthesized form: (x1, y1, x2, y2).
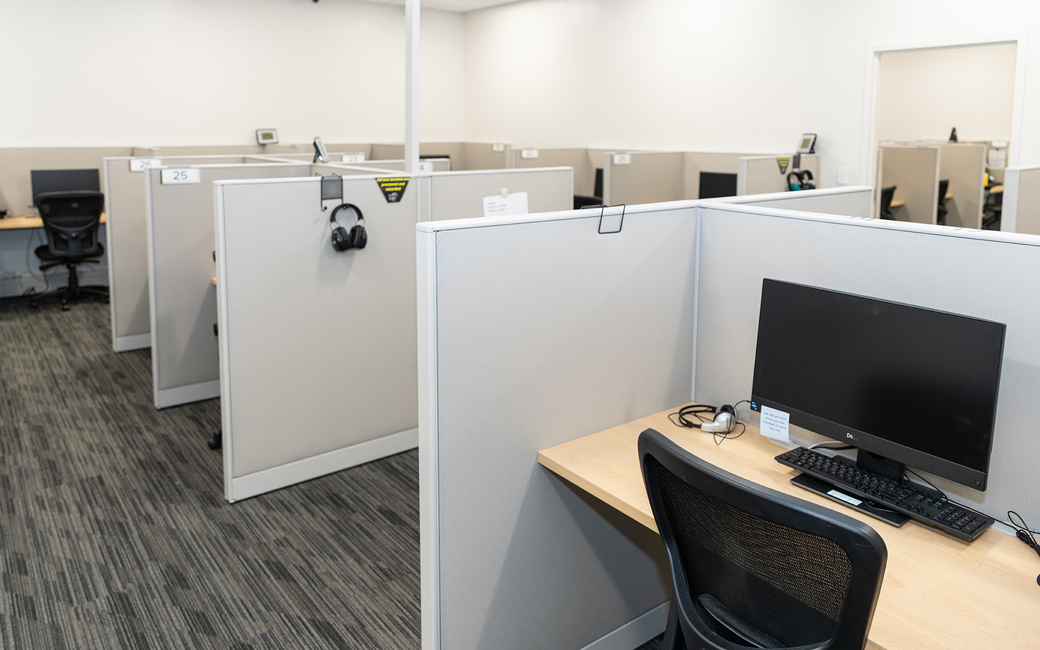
(791, 473, 910, 527)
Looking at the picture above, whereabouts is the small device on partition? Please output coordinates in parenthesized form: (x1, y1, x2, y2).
(313, 137, 329, 163)
(256, 129, 278, 145)
(797, 133, 817, 154)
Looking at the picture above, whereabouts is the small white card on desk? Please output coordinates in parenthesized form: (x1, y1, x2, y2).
(483, 191, 529, 218)
(760, 406, 790, 443)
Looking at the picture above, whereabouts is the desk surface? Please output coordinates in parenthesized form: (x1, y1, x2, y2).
(0, 214, 107, 231)
(538, 408, 1040, 650)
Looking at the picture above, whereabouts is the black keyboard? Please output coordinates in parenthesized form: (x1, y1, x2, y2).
(775, 447, 993, 541)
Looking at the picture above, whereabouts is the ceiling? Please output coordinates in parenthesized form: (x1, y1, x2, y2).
(355, 0, 524, 12)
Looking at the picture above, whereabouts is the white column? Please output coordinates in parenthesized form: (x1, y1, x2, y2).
(405, 0, 420, 174)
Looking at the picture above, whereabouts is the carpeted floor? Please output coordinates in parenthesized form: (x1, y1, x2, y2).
(0, 295, 665, 650)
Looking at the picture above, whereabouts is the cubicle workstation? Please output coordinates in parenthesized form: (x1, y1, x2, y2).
(368, 142, 510, 171)
(601, 151, 684, 204)
(145, 160, 315, 408)
(212, 166, 572, 502)
(417, 191, 1040, 650)
(104, 155, 264, 352)
(875, 142, 986, 226)
(511, 147, 614, 199)
(1001, 165, 1040, 235)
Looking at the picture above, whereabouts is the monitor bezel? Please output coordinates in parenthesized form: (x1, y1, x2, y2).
(750, 279, 1004, 492)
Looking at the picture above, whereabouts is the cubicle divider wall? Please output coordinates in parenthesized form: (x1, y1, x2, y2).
(104, 155, 249, 351)
(601, 152, 684, 205)
(145, 161, 313, 408)
(876, 145, 940, 222)
(215, 174, 422, 502)
(709, 185, 874, 218)
(419, 167, 573, 221)
(511, 148, 614, 197)
(737, 154, 820, 195)
(417, 189, 1040, 650)
(938, 143, 987, 228)
(1002, 165, 1040, 235)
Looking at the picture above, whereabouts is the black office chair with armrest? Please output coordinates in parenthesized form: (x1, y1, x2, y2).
(879, 186, 897, 220)
(639, 428, 887, 650)
(936, 179, 949, 225)
(31, 191, 109, 311)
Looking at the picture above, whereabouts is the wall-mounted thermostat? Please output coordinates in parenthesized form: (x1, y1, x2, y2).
(256, 128, 278, 145)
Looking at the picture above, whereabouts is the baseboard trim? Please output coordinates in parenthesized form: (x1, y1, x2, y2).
(228, 427, 419, 502)
(155, 380, 220, 409)
(578, 602, 670, 650)
(113, 333, 150, 352)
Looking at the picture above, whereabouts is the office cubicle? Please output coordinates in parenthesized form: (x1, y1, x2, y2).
(511, 147, 614, 197)
(213, 166, 573, 502)
(737, 154, 820, 195)
(876, 142, 986, 226)
(368, 142, 510, 171)
(1002, 165, 1040, 235)
(417, 190, 1040, 650)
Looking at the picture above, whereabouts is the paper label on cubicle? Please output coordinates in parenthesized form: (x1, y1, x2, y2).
(160, 168, 200, 184)
(418, 161, 434, 173)
(760, 406, 790, 443)
(520, 148, 539, 159)
(341, 153, 366, 163)
(613, 153, 632, 165)
(129, 158, 161, 172)
(483, 192, 529, 218)
(375, 177, 409, 203)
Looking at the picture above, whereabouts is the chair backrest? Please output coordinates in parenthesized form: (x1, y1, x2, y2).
(639, 428, 887, 650)
(879, 185, 897, 220)
(936, 179, 950, 225)
(36, 191, 105, 260)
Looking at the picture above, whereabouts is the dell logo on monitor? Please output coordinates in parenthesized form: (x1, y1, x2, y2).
(846, 432, 857, 441)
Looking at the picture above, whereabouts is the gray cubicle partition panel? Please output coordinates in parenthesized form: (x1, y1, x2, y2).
(418, 204, 702, 650)
(604, 152, 684, 205)
(216, 175, 420, 501)
(714, 186, 874, 218)
(145, 163, 311, 409)
(939, 144, 986, 229)
(737, 154, 820, 196)
(462, 142, 510, 170)
(1002, 166, 1040, 235)
(877, 146, 940, 223)
(694, 204, 1040, 526)
(427, 167, 573, 221)
(681, 152, 761, 200)
(512, 148, 591, 193)
(145, 145, 266, 156)
(105, 155, 257, 352)
(0, 146, 132, 219)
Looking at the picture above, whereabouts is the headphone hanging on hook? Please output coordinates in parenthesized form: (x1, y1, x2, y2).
(329, 203, 367, 252)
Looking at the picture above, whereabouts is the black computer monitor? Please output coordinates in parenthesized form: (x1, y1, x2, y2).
(751, 279, 1005, 491)
(698, 172, 737, 199)
(31, 169, 100, 205)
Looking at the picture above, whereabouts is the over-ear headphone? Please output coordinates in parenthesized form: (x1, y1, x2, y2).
(787, 170, 816, 191)
(329, 203, 367, 252)
(672, 403, 736, 433)
(701, 404, 736, 433)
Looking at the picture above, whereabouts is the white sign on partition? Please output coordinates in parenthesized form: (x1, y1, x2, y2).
(129, 158, 161, 172)
(492, 143, 506, 152)
(521, 148, 539, 159)
(160, 168, 201, 185)
(613, 153, 632, 165)
(341, 153, 366, 163)
(482, 191, 529, 218)
(418, 161, 434, 173)
(760, 406, 790, 443)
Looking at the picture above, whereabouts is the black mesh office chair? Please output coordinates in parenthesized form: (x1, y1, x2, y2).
(936, 179, 950, 225)
(879, 186, 897, 220)
(639, 428, 887, 650)
(31, 191, 109, 311)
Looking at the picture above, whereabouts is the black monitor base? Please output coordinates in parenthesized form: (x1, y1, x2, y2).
(791, 473, 910, 527)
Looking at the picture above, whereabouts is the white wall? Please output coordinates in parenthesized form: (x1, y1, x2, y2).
(0, 0, 465, 147)
(463, 0, 1040, 189)
(876, 42, 1017, 143)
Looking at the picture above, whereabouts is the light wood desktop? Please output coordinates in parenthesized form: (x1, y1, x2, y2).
(538, 407, 1040, 650)
(890, 192, 951, 210)
(0, 213, 107, 230)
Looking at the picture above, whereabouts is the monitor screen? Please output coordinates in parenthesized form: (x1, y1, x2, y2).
(31, 169, 100, 204)
(751, 279, 1005, 490)
(699, 172, 737, 199)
